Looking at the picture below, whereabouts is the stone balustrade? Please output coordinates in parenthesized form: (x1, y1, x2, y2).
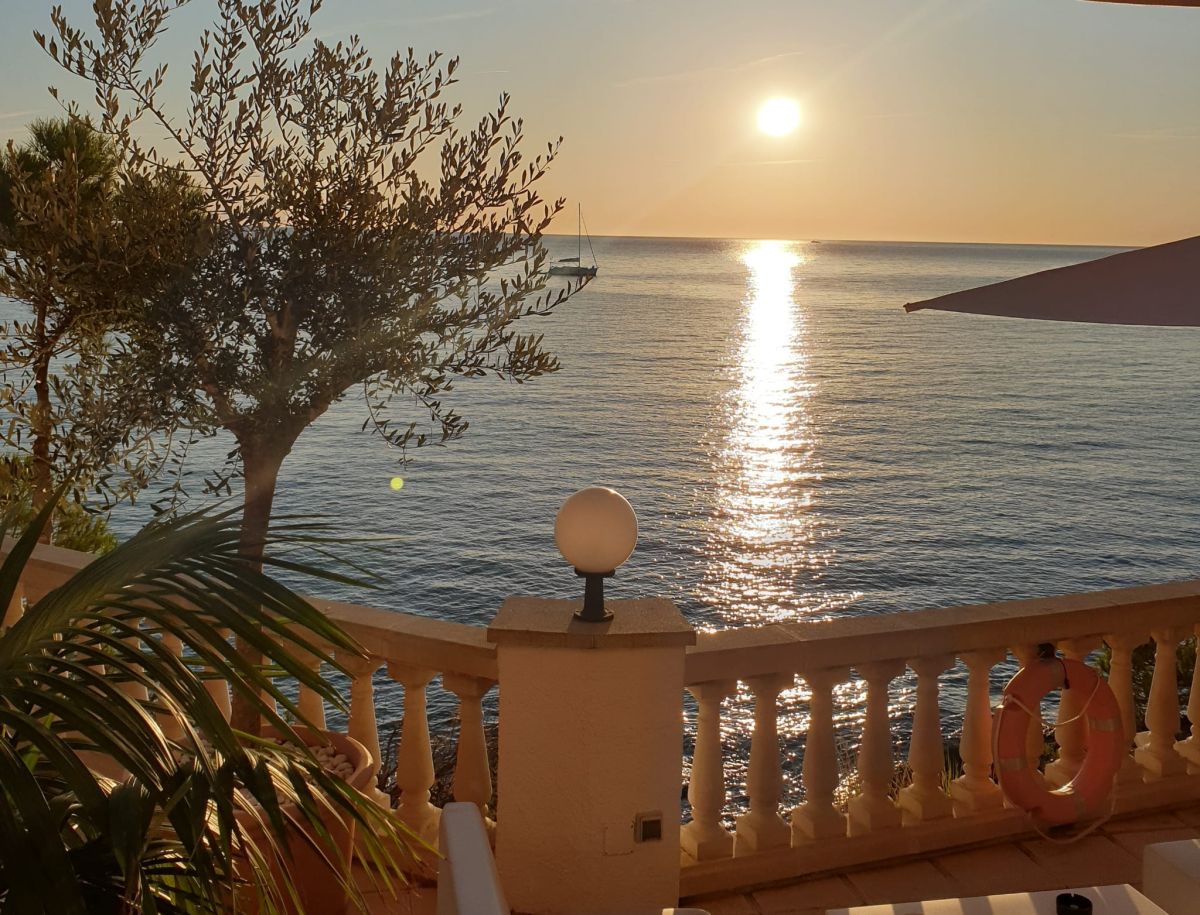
(7, 539, 1200, 900)
(678, 582, 1200, 896)
(3, 539, 498, 847)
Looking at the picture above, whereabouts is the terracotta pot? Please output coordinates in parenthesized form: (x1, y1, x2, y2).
(235, 727, 378, 915)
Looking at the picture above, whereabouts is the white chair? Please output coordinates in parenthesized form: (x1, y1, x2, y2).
(437, 803, 510, 915)
(435, 802, 709, 915)
(1143, 839, 1200, 915)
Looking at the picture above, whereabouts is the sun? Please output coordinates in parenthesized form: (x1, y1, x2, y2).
(757, 97, 801, 137)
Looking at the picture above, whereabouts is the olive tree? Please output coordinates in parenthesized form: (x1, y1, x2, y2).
(40, 0, 585, 728)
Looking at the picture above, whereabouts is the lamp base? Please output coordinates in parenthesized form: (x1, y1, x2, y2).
(573, 568, 615, 623)
(573, 607, 614, 622)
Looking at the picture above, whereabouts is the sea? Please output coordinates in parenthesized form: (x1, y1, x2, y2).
(14, 236, 1200, 807)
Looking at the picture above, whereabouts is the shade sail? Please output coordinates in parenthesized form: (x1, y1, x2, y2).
(904, 234, 1200, 326)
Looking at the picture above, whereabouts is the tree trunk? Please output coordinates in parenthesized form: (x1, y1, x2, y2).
(229, 437, 289, 733)
(29, 303, 53, 543)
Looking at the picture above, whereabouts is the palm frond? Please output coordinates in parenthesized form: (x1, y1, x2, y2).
(0, 506, 421, 914)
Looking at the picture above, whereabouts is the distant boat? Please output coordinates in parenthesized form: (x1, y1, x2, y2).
(549, 205, 598, 277)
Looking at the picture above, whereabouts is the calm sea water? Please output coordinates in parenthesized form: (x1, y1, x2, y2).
(14, 237, 1200, 805)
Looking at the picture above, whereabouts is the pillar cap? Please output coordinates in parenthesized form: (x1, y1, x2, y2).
(488, 597, 696, 650)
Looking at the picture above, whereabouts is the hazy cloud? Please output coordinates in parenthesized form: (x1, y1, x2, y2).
(313, 8, 495, 39)
(402, 9, 496, 26)
(614, 50, 806, 88)
(725, 158, 815, 167)
(1111, 126, 1200, 141)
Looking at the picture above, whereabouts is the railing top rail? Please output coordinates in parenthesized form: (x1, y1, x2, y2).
(685, 578, 1200, 684)
(4, 540, 497, 680)
(2, 536, 93, 575)
(318, 598, 497, 680)
(10, 539, 1198, 688)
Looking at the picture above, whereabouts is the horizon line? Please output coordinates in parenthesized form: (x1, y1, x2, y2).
(542, 231, 1145, 250)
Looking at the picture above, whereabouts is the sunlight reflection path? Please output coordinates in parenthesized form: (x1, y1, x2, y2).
(690, 241, 877, 818)
(699, 240, 834, 626)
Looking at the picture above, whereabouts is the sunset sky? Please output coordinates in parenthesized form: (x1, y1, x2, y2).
(2, 0, 1199, 246)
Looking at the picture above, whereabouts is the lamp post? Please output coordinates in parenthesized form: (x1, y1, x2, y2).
(554, 486, 639, 622)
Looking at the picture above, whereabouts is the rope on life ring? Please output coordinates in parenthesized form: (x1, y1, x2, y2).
(993, 655, 1124, 839)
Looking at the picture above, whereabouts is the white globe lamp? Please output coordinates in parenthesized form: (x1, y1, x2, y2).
(554, 487, 638, 622)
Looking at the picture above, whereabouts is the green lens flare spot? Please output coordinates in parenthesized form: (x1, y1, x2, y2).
(390, 477, 405, 491)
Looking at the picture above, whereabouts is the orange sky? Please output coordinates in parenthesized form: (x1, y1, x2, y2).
(4, 0, 1199, 247)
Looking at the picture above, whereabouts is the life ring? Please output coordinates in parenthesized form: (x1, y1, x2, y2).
(994, 657, 1124, 826)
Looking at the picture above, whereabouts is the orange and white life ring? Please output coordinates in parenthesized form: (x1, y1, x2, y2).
(994, 657, 1124, 826)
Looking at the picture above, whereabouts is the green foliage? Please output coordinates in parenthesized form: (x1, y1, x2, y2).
(0, 116, 118, 227)
(0, 501, 418, 913)
(39, 0, 587, 510)
(0, 458, 116, 553)
(0, 115, 209, 519)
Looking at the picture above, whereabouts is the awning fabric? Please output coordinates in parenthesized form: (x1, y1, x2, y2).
(1086, 1, 1200, 6)
(904, 234, 1200, 327)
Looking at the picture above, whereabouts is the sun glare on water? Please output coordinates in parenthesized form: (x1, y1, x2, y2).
(756, 97, 801, 137)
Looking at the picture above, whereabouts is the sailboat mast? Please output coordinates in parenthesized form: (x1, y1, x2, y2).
(577, 203, 582, 263)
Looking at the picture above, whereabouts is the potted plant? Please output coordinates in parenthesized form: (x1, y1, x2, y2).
(0, 497, 419, 913)
(233, 727, 380, 915)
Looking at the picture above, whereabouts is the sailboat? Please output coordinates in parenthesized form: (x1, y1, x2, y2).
(548, 204, 598, 277)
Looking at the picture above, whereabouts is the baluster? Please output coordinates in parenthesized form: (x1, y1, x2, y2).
(1104, 632, 1146, 784)
(951, 649, 1004, 813)
(443, 673, 497, 820)
(118, 629, 150, 703)
(734, 674, 793, 855)
(681, 680, 736, 860)
(343, 657, 383, 763)
(1010, 645, 1047, 789)
(295, 647, 327, 731)
(1135, 628, 1187, 779)
(898, 655, 954, 823)
(1175, 626, 1200, 774)
(203, 633, 233, 722)
(791, 667, 849, 841)
(1045, 638, 1100, 788)
(339, 655, 387, 806)
(848, 661, 904, 835)
(388, 662, 440, 841)
(157, 632, 185, 742)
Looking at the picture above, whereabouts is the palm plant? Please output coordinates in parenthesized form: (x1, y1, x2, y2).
(0, 499, 417, 914)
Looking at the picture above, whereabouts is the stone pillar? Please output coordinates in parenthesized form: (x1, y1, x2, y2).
(387, 662, 439, 843)
(1011, 645, 1047, 790)
(898, 655, 954, 824)
(1045, 638, 1101, 788)
(848, 661, 904, 835)
(951, 649, 1004, 813)
(1175, 626, 1200, 775)
(734, 673, 794, 855)
(1105, 632, 1146, 785)
(1136, 628, 1188, 780)
(444, 673, 497, 819)
(791, 667, 850, 841)
(681, 680, 736, 861)
(340, 654, 389, 808)
(489, 597, 694, 915)
(295, 647, 328, 731)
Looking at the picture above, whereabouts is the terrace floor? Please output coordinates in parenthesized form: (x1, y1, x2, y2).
(359, 803, 1200, 914)
(686, 804, 1200, 915)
